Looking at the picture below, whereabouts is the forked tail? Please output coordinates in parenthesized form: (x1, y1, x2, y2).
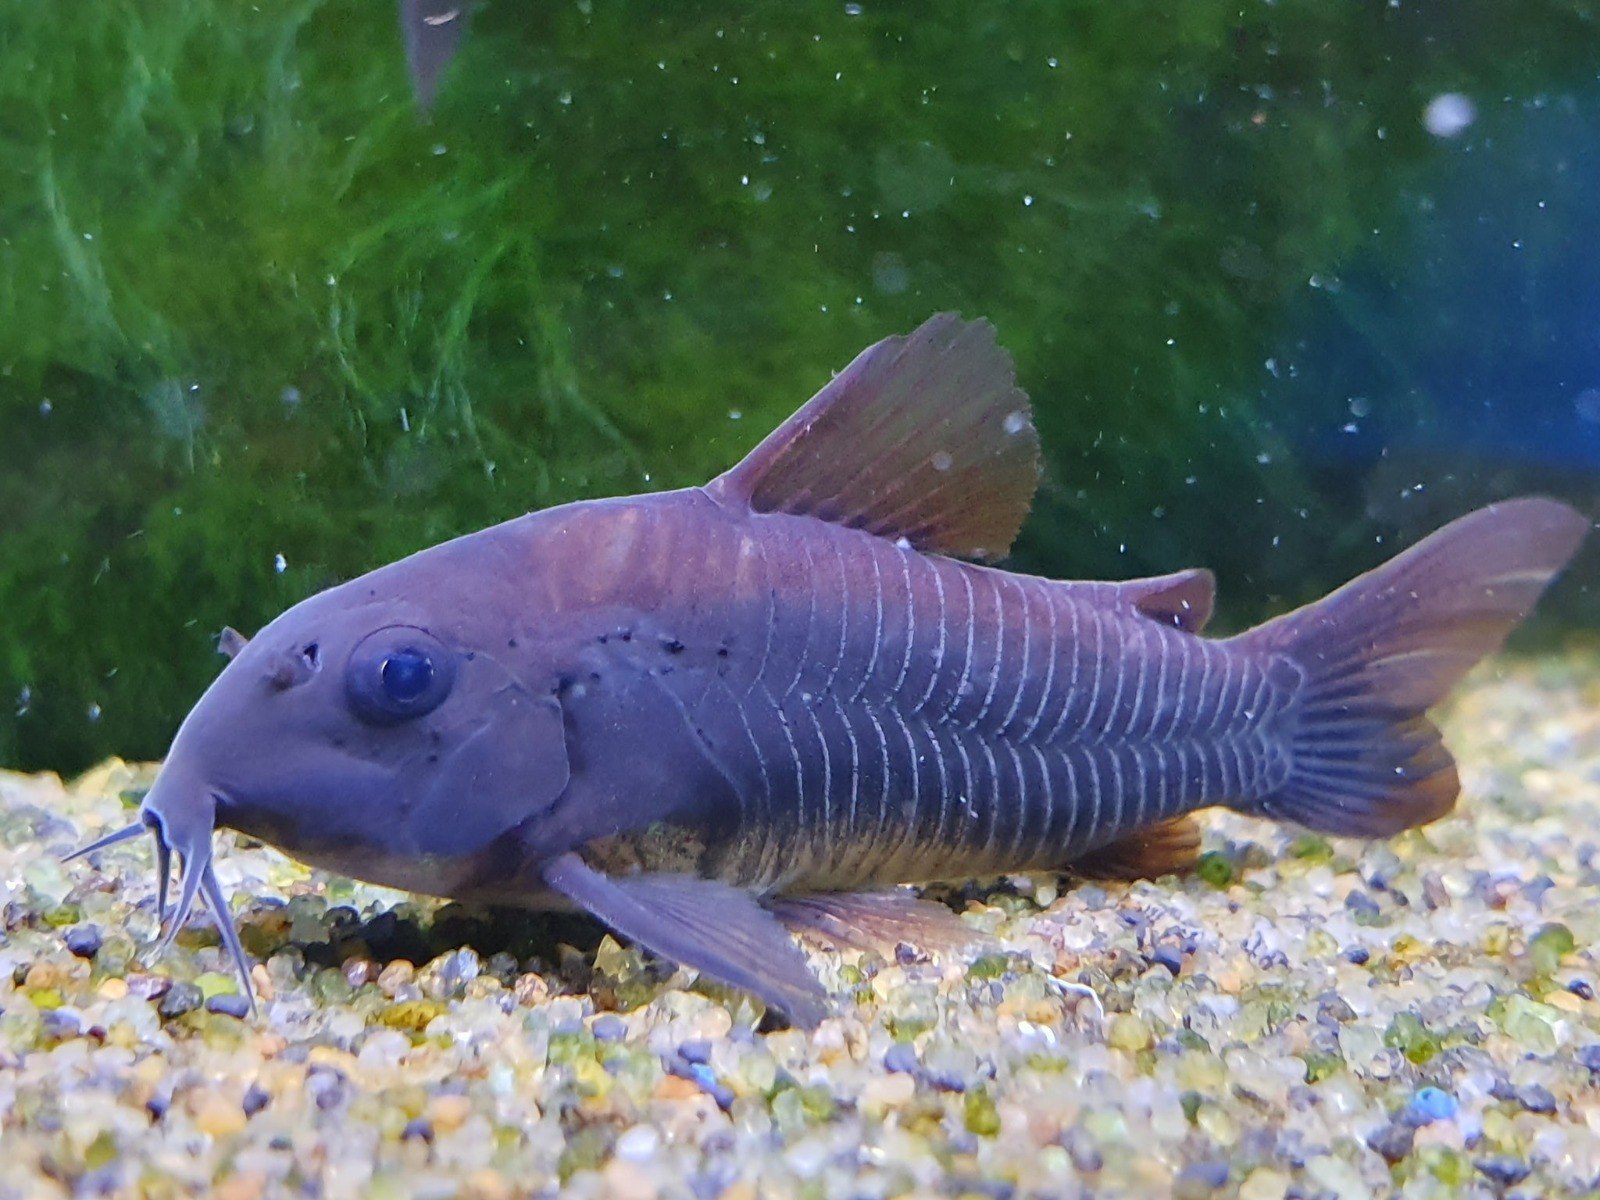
(1231, 497, 1589, 836)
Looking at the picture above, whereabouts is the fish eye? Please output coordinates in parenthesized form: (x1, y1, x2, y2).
(346, 626, 456, 725)
(381, 650, 433, 702)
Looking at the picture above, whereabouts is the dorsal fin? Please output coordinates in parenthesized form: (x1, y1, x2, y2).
(706, 314, 1041, 561)
(1122, 569, 1216, 633)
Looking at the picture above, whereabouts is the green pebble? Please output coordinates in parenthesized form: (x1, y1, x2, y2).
(1421, 1146, 1472, 1187)
(1288, 834, 1333, 861)
(798, 1084, 835, 1121)
(556, 1126, 612, 1182)
(1108, 1014, 1152, 1051)
(967, 954, 1010, 981)
(95, 931, 138, 975)
(1383, 1012, 1441, 1064)
(1180, 1091, 1203, 1123)
(1500, 994, 1561, 1054)
(43, 903, 82, 928)
(378, 1000, 447, 1033)
(83, 1130, 119, 1171)
(194, 971, 237, 1000)
(1302, 1051, 1343, 1083)
(312, 968, 354, 1004)
(1529, 923, 1575, 975)
(963, 1087, 1001, 1137)
(769, 1085, 808, 1133)
(547, 1029, 597, 1066)
(1195, 852, 1234, 888)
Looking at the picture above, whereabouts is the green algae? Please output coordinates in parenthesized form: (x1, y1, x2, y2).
(6, 2, 1598, 772)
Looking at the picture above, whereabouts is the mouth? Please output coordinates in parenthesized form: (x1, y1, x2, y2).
(65, 786, 258, 1016)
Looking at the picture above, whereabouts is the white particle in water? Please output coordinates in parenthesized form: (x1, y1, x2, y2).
(931, 450, 953, 471)
(1003, 411, 1027, 435)
(87, 704, 102, 721)
(274, 553, 287, 574)
(1423, 92, 1476, 138)
(1574, 387, 1600, 424)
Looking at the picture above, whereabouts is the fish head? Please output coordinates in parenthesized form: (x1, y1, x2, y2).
(114, 531, 573, 1001)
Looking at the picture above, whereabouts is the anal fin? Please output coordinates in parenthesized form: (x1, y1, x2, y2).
(769, 889, 980, 956)
(541, 854, 830, 1028)
(1067, 815, 1203, 881)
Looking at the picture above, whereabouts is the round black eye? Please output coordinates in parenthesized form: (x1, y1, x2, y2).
(381, 650, 434, 703)
(346, 626, 456, 725)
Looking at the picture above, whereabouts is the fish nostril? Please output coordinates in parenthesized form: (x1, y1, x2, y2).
(266, 649, 318, 692)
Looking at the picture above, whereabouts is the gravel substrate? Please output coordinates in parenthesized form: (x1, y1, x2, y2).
(3, 652, 1599, 1199)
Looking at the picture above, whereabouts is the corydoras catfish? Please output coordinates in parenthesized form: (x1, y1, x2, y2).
(72, 315, 1589, 1026)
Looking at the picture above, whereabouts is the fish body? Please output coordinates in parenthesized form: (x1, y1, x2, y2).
(439, 490, 1282, 898)
(75, 315, 1590, 1026)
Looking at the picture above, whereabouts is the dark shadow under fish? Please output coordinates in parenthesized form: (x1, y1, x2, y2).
(68, 315, 1590, 1027)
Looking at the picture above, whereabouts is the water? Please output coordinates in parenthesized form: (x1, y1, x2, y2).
(1, 1, 1595, 770)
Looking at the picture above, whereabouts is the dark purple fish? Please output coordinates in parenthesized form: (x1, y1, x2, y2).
(70, 315, 1589, 1026)
(398, 0, 467, 113)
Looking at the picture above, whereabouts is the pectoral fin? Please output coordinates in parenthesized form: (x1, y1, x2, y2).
(1068, 815, 1203, 880)
(541, 854, 830, 1028)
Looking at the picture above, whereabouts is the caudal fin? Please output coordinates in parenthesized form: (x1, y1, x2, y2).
(1232, 497, 1588, 836)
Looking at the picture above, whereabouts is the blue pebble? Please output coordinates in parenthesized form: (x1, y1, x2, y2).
(883, 1042, 920, 1074)
(205, 993, 252, 1019)
(590, 1014, 627, 1042)
(1151, 945, 1185, 976)
(63, 925, 103, 959)
(1406, 1086, 1457, 1125)
(678, 1039, 713, 1065)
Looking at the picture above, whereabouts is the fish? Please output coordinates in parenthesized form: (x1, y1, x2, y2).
(68, 314, 1589, 1027)
(398, 0, 468, 114)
